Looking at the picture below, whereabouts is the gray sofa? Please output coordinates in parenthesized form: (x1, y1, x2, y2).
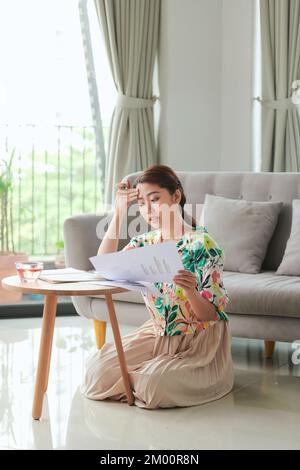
(63, 171, 300, 357)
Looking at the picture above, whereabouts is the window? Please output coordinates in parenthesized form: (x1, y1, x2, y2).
(0, 0, 116, 257)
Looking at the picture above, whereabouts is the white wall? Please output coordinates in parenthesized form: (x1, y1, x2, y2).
(157, 0, 255, 172)
(220, 0, 255, 171)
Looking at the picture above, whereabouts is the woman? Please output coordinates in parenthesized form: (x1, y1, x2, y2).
(82, 164, 234, 409)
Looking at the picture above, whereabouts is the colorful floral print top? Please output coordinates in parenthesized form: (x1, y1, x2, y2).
(122, 225, 230, 336)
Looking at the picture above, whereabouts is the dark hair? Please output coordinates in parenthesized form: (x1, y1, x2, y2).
(134, 164, 198, 229)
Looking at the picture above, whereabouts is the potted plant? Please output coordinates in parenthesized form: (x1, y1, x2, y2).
(54, 239, 65, 268)
(0, 148, 28, 302)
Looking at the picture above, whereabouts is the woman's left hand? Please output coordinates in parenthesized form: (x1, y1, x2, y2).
(173, 269, 198, 294)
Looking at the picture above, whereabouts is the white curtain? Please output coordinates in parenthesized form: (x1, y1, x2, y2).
(260, 0, 300, 171)
(94, 0, 160, 206)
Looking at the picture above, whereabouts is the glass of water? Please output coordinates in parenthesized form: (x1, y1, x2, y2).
(15, 262, 44, 283)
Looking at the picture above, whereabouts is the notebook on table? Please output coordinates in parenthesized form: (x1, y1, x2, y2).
(39, 267, 103, 283)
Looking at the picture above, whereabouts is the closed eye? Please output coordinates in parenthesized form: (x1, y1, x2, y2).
(138, 198, 160, 206)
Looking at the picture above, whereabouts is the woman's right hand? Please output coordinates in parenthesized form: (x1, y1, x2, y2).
(114, 178, 139, 218)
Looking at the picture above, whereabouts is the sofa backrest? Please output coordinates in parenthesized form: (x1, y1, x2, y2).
(125, 170, 300, 271)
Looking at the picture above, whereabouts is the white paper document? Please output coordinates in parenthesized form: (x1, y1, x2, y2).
(87, 279, 158, 295)
(89, 240, 183, 293)
(39, 267, 103, 283)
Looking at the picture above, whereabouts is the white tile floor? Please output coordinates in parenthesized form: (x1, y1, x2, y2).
(0, 315, 299, 450)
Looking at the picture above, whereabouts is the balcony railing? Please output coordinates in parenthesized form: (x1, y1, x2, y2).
(0, 123, 107, 257)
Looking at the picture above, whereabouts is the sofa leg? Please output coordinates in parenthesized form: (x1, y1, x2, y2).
(93, 320, 107, 349)
(264, 340, 275, 358)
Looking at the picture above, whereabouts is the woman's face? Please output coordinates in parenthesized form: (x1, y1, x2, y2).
(136, 182, 181, 229)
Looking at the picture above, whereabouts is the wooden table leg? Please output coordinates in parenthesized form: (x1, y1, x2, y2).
(32, 294, 57, 420)
(105, 293, 134, 406)
(93, 319, 107, 349)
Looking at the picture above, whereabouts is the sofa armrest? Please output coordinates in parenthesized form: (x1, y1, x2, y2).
(63, 211, 114, 270)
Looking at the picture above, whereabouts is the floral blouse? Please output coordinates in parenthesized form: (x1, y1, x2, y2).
(122, 225, 230, 336)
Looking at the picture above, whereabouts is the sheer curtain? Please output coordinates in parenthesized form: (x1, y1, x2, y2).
(94, 0, 160, 206)
(260, 0, 300, 171)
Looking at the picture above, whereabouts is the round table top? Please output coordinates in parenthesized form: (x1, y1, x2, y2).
(1, 275, 129, 296)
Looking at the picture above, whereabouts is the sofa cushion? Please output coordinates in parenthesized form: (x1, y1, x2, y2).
(200, 194, 283, 274)
(90, 270, 300, 321)
(223, 270, 300, 318)
(275, 199, 300, 276)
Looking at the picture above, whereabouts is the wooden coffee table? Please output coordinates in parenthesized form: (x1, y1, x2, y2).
(1, 275, 133, 420)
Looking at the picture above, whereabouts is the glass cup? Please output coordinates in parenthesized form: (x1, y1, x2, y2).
(15, 261, 44, 283)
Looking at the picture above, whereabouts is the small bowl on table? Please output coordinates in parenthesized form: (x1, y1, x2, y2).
(15, 262, 44, 283)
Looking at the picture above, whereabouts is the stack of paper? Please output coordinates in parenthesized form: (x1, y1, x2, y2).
(38, 241, 183, 295)
(88, 240, 183, 294)
(39, 267, 104, 283)
(87, 279, 159, 295)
